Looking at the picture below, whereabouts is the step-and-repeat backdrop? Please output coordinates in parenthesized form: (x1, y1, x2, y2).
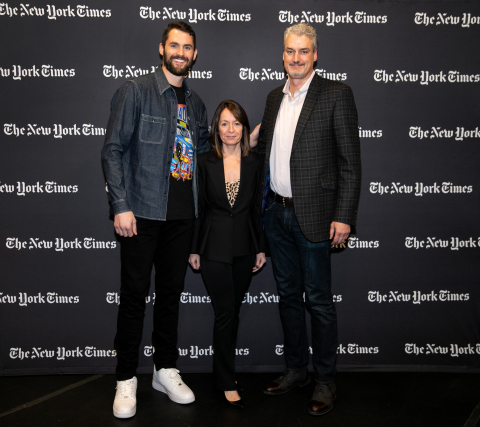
(1, 0, 479, 376)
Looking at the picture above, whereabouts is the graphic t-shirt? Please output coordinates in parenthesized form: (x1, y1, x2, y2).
(166, 84, 195, 220)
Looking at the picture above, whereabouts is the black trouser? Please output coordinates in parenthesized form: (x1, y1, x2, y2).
(114, 217, 194, 381)
(200, 255, 255, 391)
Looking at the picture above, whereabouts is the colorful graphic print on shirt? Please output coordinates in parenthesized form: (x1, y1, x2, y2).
(170, 104, 194, 181)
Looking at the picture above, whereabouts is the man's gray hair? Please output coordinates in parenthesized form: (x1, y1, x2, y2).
(284, 23, 318, 51)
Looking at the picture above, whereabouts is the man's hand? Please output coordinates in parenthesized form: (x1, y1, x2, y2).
(330, 222, 350, 246)
(253, 252, 266, 272)
(189, 254, 200, 270)
(114, 211, 137, 237)
(249, 124, 261, 148)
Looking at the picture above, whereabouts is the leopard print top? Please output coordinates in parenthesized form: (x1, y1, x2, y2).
(225, 179, 240, 208)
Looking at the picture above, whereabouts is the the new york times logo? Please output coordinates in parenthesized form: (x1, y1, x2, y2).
(239, 68, 347, 82)
(6, 237, 116, 251)
(0, 3, 111, 19)
(103, 65, 212, 80)
(405, 237, 478, 251)
(406, 343, 480, 357)
(140, 7, 251, 23)
(368, 290, 470, 304)
(0, 181, 78, 195)
(279, 10, 387, 25)
(374, 69, 480, 84)
(0, 65, 74, 80)
(4, 123, 105, 138)
(415, 12, 480, 28)
(0, 292, 80, 305)
(370, 182, 473, 196)
(409, 126, 480, 141)
(10, 346, 116, 360)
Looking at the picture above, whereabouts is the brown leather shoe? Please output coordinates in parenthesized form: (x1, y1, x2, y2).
(308, 381, 336, 416)
(263, 370, 311, 395)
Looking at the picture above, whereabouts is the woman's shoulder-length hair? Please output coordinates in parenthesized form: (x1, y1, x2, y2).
(210, 100, 251, 158)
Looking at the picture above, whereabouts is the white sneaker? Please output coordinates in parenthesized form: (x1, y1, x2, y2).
(113, 377, 137, 418)
(152, 368, 195, 404)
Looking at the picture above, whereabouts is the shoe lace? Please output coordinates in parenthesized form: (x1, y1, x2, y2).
(314, 383, 331, 400)
(116, 379, 135, 397)
(167, 368, 180, 379)
(164, 368, 184, 387)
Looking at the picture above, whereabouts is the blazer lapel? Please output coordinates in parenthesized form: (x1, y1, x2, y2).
(207, 154, 231, 209)
(235, 154, 256, 210)
(291, 74, 321, 152)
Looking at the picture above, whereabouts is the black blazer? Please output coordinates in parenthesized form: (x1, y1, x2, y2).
(257, 74, 362, 242)
(191, 151, 266, 264)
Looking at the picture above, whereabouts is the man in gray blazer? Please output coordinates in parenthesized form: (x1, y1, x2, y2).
(251, 22, 361, 416)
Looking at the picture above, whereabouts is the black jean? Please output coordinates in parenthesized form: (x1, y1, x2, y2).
(114, 217, 194, 381)
(200, 255, 255, 390)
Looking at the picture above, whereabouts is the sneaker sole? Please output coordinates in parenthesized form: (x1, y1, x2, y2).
(263, 375, 311, 395)
(152, 379, 195, 404)
(113, 406, 136, 419)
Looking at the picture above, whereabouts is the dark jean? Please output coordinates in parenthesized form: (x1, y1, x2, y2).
(265, 197, 337, 384)
(114, 217, 194, 381)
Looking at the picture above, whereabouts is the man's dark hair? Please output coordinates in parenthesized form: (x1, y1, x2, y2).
(210, 100, 251, 158)
(161, 22, 196, 53)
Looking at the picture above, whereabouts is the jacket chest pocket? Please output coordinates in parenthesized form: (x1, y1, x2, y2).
(140, 114, 166, 144)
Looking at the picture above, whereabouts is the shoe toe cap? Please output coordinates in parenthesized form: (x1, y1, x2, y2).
(264, 381, 281, 393)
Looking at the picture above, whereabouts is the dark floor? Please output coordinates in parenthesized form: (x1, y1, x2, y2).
(1, 372, 479, 427)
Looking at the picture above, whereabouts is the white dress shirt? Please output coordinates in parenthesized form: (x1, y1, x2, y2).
(270, 71, 316, 197)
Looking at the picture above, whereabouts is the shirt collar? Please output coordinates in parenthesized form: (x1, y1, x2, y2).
(282, 70, 316, 98)
(155, 66, 191, 98)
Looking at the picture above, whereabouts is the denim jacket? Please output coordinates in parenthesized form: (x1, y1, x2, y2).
(101, 67, 210, 220)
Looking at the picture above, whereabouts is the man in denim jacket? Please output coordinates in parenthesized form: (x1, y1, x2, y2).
(101, 22, 209, 418)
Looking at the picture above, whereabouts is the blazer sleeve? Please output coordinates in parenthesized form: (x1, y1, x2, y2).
(332, 85, 362, 225)
(252, 154, 268, 253)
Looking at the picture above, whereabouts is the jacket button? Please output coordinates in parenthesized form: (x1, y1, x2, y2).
(230, 214, 234, 218)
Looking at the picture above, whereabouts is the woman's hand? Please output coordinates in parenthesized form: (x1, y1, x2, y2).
(189, 254, 200, 270)
(252, 252, 266, 272)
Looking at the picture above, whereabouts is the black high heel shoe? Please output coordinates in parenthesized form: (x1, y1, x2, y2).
(215, 388, 245, 409)
(225, 395, 244, 410)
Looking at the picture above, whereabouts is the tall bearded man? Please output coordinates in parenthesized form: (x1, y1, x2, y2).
(101, 21, 210, 418)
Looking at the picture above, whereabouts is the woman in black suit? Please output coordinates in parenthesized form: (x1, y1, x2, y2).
(189, 100, 266, 408)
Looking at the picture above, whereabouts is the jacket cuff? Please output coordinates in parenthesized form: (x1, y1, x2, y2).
(190, 218, 200, 254)
(258, 231, 269, 254)
(111, 199, 132, 216)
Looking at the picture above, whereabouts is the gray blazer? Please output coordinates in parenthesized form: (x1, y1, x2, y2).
(257, 73, 362, 243)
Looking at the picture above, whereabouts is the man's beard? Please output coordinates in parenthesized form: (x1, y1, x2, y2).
(163, 54, 193, 77)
